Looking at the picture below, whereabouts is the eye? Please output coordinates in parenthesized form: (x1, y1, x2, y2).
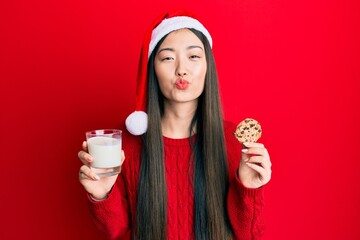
(190, 55, 200, 59)
(161, 57, 174, 61)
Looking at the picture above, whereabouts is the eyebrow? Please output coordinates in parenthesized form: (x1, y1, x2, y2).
(157, 45, 204, 55)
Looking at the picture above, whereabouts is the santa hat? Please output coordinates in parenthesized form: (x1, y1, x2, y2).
(125, 10, 213, 135)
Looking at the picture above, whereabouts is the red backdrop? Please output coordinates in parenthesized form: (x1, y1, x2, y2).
(1, 0, 359, 239)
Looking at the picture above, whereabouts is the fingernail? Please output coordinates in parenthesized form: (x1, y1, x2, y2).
(242, 149, 248, 153)
(88, 156, 93, 162)
(243, 142, 251, 147)
(94, 175, 100, 180)
(243, 158, 249, 162)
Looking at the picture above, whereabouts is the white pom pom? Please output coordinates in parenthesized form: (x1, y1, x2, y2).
(125, 111, 148, 135)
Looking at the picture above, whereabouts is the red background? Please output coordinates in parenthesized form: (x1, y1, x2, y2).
(1, 0, 359, 239)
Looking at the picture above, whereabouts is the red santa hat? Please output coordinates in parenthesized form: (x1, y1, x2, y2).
(125, 10, 213, 135)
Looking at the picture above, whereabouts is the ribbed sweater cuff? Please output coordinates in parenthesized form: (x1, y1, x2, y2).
(232, 174, 264, 199)
(87, 185, 120, 211)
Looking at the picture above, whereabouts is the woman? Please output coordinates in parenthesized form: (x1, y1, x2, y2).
(78, 10, 272, 240)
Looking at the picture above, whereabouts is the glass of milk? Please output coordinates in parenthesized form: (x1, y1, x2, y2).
(86, 129, 122, 177)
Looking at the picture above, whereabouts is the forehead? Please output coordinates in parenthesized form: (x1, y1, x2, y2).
(159, 28, 204, 48)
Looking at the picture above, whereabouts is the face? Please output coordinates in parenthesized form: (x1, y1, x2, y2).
(154, 28, 207, 105)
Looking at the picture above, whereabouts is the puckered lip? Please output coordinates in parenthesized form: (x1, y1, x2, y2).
(175, 78, 189, 90)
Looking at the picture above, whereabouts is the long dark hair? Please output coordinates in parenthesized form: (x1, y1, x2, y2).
(135, 28, 231, 240)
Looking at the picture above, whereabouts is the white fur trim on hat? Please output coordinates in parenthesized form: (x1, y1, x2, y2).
(148, 16, 212, 58)
(125, 111, 148, 135)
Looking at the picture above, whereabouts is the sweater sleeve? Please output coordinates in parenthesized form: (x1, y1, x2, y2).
(227, 175, 265, 240)
(87, 171, 131, 240)
(224, 121, 265, 239)
(86, 129, 141, 240)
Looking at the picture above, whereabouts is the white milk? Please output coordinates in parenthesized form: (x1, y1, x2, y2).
(87, 136, 122, 168)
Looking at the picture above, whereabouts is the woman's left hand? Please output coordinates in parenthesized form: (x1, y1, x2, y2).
(238, 142, 272, 189)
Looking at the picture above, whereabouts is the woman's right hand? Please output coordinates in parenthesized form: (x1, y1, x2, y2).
(78, 141, 125, 201)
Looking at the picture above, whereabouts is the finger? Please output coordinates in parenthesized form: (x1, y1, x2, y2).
(246, 162, 271, 183)
(241, 152, 249, 162)
(245, 155, 265, 164)
(79, 165, 100, 181)
(78, 150, 93, 165)
(245, 162, 267, 177)
(242, 147, 268, 157)
(121, 150, 125, 165)
(242, 143, 271, 166)
(246, 155, 272, 169)
(247, 147, 271, 168)
(243, 142, 264, 148)
(82, 141, 88, 152)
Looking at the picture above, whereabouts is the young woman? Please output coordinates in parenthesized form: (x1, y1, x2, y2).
(78, 10, 272, 240)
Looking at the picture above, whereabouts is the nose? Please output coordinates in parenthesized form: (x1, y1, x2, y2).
(177, 71, 187, 77)
(175, 58, 187, 77)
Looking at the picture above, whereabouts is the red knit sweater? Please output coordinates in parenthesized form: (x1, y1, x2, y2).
(87, 121, 265, 239)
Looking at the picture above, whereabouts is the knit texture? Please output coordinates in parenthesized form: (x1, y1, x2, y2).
(87, 121, 265, 240)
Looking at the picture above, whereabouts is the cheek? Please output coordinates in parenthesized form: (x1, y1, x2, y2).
(154, 64, 162, 80)
(155, 64, 172, 81)
(196, 60, 207, 75)
(158, 82, 168, 95)
(154, 66, 170, 95)
(194, 63, 207, 85)
(155, 66, 166, 88)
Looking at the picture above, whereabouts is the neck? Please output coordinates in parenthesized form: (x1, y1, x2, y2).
(161, 100, 197, 139)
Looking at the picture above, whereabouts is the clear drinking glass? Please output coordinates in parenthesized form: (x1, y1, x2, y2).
(85, 129, 122, 177)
